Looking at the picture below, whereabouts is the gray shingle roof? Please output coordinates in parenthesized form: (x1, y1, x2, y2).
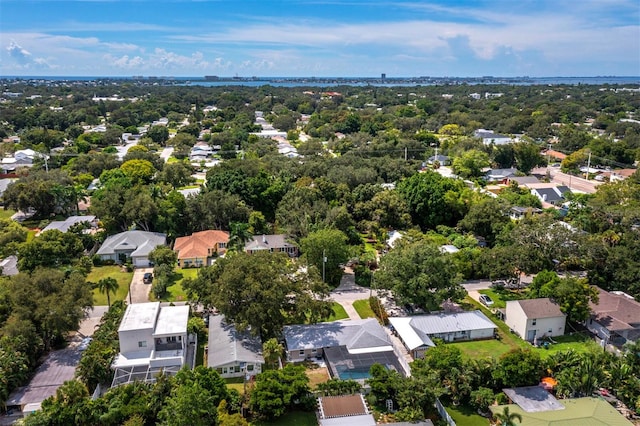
(96, 231, 166, 257)
(207, 315, 264, 367)
(41, 215, 96, 233)
(0, 255, 18, 276)
(283, 319, 391, 352)
(515, 298, 565, 319)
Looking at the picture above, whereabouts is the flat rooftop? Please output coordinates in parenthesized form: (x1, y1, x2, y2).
(119, 302, 160, 332)
(153, 305, 190, 336)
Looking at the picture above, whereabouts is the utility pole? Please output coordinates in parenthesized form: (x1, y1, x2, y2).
(404, 147, 408, 161)
(585, 152, 591, 180)
(322, 250, 326, 283)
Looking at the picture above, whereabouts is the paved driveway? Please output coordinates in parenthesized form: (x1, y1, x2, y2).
(330, 268, 378, 320)
(127, 267, 154, 303)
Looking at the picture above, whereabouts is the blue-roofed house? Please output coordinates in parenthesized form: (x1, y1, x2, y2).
(389, 310, 497, 359)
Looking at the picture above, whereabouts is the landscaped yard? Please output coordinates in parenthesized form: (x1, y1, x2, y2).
(304, 362, 331, 389)
(324, 302, 349, 321)
(87, 265, 134, 306)
(225, 377, 246, 395)
(353, 299, 376, 319)
(457, 297, 597, 360)
(151, 267, 198, 302)
(450, 338, 514, 360)
(446, 403, 490, 426)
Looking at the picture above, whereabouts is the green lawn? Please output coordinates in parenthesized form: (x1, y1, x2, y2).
(225, 377, 246, 395)
(87, 266, 134, 306)
(324, 302, 349, 321)
(537, 332, 600, 359)
(252, 411, 317, 426)
(0, 208, 16, 220)
(478, 288, 527, 309)
(151, 267, 198, 302)
(457, 297, 596, 360)
(450, 339, 514, 360)
(446, 404, 490, 426)
(353, 299, 376, 319)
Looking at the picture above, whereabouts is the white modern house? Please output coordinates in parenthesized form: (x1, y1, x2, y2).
(111, 302, 194, 387)
(505, 298, 566, 342)
(474, 129, 514, 146)
(96, 230, 166, 267)
(389, 310, 497, 359)
(208, 315, 264, 378)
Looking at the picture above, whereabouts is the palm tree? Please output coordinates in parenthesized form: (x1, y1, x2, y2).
(96, 277, 119, 307)
(494, 406, 522, 426)
(228, 222, 253, 252)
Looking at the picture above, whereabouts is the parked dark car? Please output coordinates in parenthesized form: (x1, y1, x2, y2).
(143, 272, 153, 284)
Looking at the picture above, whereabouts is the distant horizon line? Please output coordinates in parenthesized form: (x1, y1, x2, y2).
(1, 75, 639, 79)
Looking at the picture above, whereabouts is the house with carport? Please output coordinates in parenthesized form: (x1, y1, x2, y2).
(207, 315, 264, 378)
(389, 310, 497, 359)
(505, 298, 566, 342)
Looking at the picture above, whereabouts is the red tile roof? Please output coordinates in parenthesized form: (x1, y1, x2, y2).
(174, 230, 229, 259)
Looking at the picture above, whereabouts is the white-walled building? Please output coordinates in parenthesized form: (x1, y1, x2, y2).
(505, 298, 566, 342)
(208, 315, 264, 378)
(389, 310, 497, 359)
(111, 302, 194, 387)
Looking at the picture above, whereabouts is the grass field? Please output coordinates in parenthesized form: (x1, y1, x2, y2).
(305, 363, 331, 389)
(225, 377, 245, 395)
(450, 338, 514, 360)
(324, 302, 349, 321)
(478, 288, 526, 309)
(150, 267, 198, 302)
(88, 265, 134, 306)
(353, 299, 376, 319)
(446, 403, 489, 426)
(0, 208, 16, 220)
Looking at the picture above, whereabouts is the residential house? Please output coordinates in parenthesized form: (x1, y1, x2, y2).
(529, 184, 572, 206)
(111, 302, 193, 387)
(386, 230, 404, 249)
(610, 168, 637, 182)
(1, 149, 45, 173)
(506, 175, 540, 186)
(283, 319, 393, 362)
(474, 129, 514, 146)
(39, 215, 97, 235)
(588, 286, 640, 344)
(244, 234, 298, 257)
(96, 230, 167, 267)
(439, 244, 459, 254)
(505, 298, 566, 342)
(510, 206, 543, 221)
(485, 168, 519, 183)
(173, 230, 229, 267)
(389, 311, 497, 359)
(426, 154, 450, 166)
(207, 315, 264, 378)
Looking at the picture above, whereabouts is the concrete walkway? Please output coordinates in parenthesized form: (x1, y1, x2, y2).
(330, 268, 377, 320)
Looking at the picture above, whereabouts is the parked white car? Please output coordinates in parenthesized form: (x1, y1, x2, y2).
(479, 294, 494, 307)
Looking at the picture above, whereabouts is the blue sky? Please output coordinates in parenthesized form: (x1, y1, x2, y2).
(1, 0, 639, 77)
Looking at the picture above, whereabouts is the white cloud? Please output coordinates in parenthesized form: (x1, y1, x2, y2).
(7, 40, 32, 62)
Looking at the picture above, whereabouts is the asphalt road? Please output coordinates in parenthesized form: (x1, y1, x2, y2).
(533, 167, 602, 194)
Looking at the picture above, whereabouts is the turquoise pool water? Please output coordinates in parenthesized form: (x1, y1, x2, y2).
(335, 365, 373, 380)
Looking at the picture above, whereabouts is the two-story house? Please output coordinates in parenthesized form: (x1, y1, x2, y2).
(111, 302, 194, 387)
(173, 230, 230, 267)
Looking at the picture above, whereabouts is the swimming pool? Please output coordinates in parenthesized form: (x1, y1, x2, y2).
(335, 365, 374, 380)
